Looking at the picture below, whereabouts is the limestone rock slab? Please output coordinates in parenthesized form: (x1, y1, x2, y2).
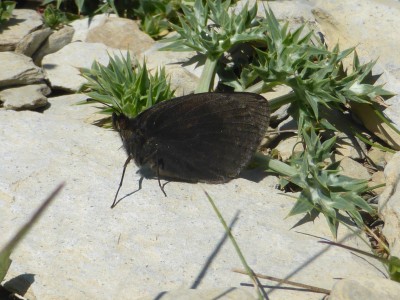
(0, 9, 43, 51)
(42, 42, 128, 92)
(310, 0, 400, 128)
(0, 52, 44, 88)
(0, 84, 50, 110)
(86, 17, 155, 56)
(15, 27, 53, 57)
(139, 288, 255, 300)
(70, 13, 111, 42)
(379, 151, 400, 257)
(33, 26, 75, 66)
(330, 276, 400, 300)
(0, 94, 386, 300)
(334, 155, 371, 180)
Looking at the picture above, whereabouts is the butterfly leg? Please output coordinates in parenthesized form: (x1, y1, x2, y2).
(111, 155, 132, 208)
(156, 158, 167, 197)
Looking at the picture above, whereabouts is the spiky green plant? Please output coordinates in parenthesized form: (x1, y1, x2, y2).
(248, 8, 394, 132)
(0, 0, 15, 25)
(80, 52, 175, 119)
(160, 0, 265, 92)
(285, 129, 375, 237)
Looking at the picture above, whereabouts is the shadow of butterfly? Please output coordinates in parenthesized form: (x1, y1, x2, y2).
(111, 92, 270, 208)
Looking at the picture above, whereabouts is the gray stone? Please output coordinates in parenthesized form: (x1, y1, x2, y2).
(0, 94, 385, 300)
(163, 65, 199, 97)
(274, 136, 304, 161)
(86, 17, 155, 56)
(33, 26, 75, 66)
(141, 41, 204, 86)
(0, 84, 50, 110)
(369, 171, 385, 195)
(15, 27, 53, 58)
(379, 151, 400, 257)
(0, 52, 45, 88)
(141, 40, 201, 94)
(264, 86, 292, 124)
(277, 115, 297, 133)
(70, 13, 111, 42)
(334, 155, 371, 180)
(0, 9, 43, 51)
(367, 148, 389, 171)
(258, 0, 316, 28)
(311, 0, 400, 136)
(139, 288, 255, 300)
(329, 276, 400, 300)
(335, 134, 367, 161)
(42, 42, 129, 92)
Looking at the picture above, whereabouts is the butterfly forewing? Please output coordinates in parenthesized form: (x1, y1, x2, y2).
(130, 92, 270, 183)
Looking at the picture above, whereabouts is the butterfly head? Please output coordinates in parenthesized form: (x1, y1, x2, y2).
(112, 112, 142, 157)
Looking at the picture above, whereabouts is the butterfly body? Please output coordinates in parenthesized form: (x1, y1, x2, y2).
(112, 92, 270, 186)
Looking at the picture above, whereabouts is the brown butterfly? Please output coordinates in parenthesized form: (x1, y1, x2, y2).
(111, 92, 269, 208)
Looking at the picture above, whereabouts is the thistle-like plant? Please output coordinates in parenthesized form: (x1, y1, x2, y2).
(133, 0, 180, 39)
(249, 8, 394, 132)
(42, 4, 69, 29)
(160, 0, 265, 92)
(80, 52, 175, 120)
(42, 0, 85, 15)
(285, 129, 375, 237)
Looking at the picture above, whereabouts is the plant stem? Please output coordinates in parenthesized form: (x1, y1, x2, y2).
(204, 191, 266, 299)
(195, 57, 218, 93)
(268, 91, 296, 111)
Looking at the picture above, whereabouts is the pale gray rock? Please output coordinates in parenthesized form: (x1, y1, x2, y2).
(379, 151, 400, 257)
(0, 84, 50, 110)
(277, 115, 297, 132)
(258, 0, 316, 26)
(139, 288, 255, 300)
(310, 0, 400, 128)
(335, 134, 367, 161)
(162, 65, 198, 97)
(274, 136, 304, 161)
(0, 52, 45, 87)
(264, 85, 292, 124)
(70, 14, 111, 42)
(33, 26, 75, 66)
(0, 9, 43, 51)
(42, 42, 129, 92)
(0, 95, 385, 300)
(141, 42, 202, 93)
(329, 276, 400, 300)
(235, 0, 316, 30)
(367, 148, 389, 171)
(86, 17, 155, 56)
(15, 27, 53, 57)
(369, 171, 385, 195)
(334, 155, 371, 180)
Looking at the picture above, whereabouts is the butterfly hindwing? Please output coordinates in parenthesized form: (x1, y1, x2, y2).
(131, 92, 269, 182)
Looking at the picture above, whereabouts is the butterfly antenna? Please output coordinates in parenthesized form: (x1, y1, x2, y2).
(111, 155, 132, 208)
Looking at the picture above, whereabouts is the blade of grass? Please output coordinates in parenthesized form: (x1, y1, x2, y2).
(0, 183, 65, 282)
(232, 269, 331, 295)
(204, 191, 266, 299)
